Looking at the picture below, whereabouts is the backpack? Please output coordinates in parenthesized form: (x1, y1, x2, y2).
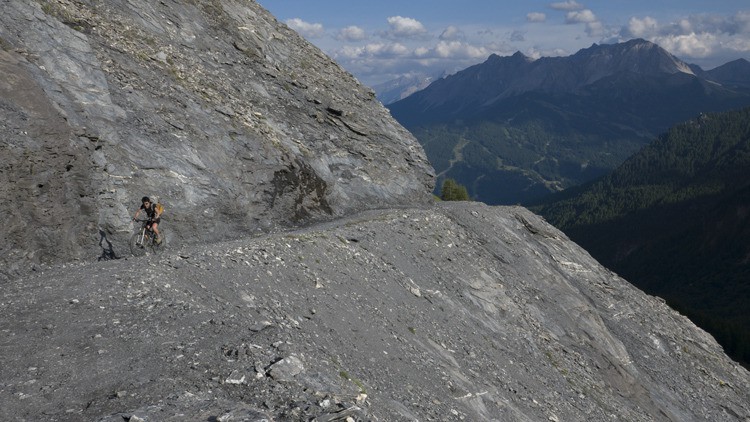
(155, 202, 165, 215)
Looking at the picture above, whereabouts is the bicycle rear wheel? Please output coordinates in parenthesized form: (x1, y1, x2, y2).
(130, 232, 147, 257)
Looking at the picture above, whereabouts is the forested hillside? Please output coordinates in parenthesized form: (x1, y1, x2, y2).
(533, 107, 750, 366)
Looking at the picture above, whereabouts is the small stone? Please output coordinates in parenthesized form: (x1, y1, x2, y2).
(225, 370, 246, 385)
(153, 51, 168, 63)
(268, 356, 304, 381)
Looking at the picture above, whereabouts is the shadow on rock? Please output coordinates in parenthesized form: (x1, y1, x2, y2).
(98, 230, 119, 261)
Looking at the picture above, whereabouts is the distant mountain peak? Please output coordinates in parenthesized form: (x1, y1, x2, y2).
(572, 38, 694, 76)
(487, 51, 533, 65)
(705, 57, 750, 87)
(373, 69, 451, 104)
(389, 39, 706, 115)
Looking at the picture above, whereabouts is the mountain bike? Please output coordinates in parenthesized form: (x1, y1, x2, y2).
(130, 219, 165, 257)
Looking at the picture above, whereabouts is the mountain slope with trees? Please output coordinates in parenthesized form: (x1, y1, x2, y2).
(532, 107, 750, 366)
(388, 40, 750, 204)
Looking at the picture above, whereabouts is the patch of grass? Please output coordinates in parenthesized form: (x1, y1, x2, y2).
(0, 37, 12, 51)
(339, 370, 366, 393)
(134, 50, 150, 62)
(38, 1, 91, 33)
(40, 2, 54, 15)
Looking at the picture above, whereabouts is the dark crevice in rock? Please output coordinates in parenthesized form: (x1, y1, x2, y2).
(271, 159, 333, 223)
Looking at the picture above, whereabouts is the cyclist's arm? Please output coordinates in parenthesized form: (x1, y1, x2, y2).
(134, 208, 141, 220)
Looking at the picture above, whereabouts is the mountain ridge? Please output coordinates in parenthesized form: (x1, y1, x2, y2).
(393, 39, 698, 117)
(704, 58, 750, 88)
(387, 39, 750, 204)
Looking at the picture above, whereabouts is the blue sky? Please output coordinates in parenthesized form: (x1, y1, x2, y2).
(257, 1, 750, 87)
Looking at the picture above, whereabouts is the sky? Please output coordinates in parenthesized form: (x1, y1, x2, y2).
(257, 1, 750, 87)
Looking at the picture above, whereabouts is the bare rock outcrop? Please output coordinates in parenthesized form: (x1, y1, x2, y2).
(0, 0, 434, 279)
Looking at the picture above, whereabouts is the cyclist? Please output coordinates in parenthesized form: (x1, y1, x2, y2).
(133, 196, 163, 244)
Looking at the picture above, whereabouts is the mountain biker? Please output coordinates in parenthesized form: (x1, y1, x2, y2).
(133, 196, 163, 244)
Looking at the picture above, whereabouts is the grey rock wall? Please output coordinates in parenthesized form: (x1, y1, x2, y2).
(0, 0, 434, 278)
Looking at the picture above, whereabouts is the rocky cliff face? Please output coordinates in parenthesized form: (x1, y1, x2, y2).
(1, 203, 749, 421)
(0, 0, 434, 279)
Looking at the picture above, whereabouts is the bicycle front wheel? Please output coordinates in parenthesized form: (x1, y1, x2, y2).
(130, 232, 147, 257)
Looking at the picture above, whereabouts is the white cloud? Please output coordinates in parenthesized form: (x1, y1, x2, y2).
(432, 40, 489, 59)
(440, 26, 464, 41)
(734, 11, 750, 34)
(681, 11, 750, 36)
(285, 18, 325, 38)
(565, 9, 597, 24)
(653, 33, 716, 58)
(623, 11, 750, 40)
(319, 8, 749, 87)
(335, 42, 411, 60)
(365, 42, 410, 57)
(336, 26, 366, 42)
(334, 39, 488, 62)
(613, 11, 750, 68)
(384, 16, 428, 39)
(563, 9, 604, 36)
(725, 36, 750, 53)
(626, 16, 659, 38)
(585, 21, 605, 37)
(335, 45, 366, 60)
(527, 13, 547, 23)
(549, 1, 584, 11)
(329, 34, 497, 86)
(511, 30, 525, 42)
(415, 46, 430, 57)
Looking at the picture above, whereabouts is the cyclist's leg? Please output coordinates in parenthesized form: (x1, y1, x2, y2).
(152, 221, 161, 243)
